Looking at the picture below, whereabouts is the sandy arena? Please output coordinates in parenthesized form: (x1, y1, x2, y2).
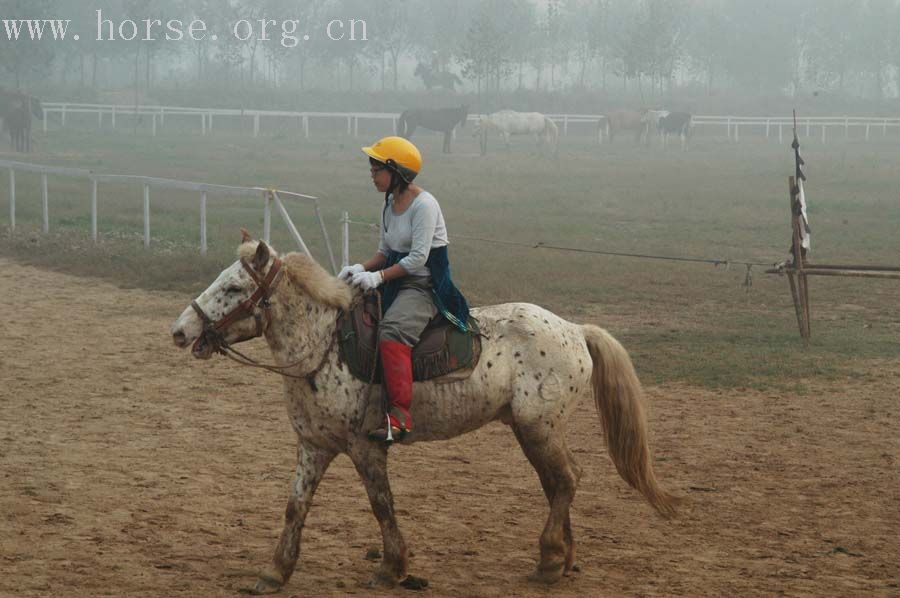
(1, 258, 897, 597)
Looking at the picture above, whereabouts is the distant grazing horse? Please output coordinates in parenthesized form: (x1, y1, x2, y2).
(397, 105, 468, 153)
(475, 110, 559, 156)
(170, 231, 677, 594)
(600, 109, 652, 145)
(656, 111, 693, 150)
(0, 89, 43, 153)
(414, 63, 463, 91)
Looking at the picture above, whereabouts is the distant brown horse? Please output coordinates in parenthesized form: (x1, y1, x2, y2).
(601, 110, 652, 145)
(0, 89, 43, 153)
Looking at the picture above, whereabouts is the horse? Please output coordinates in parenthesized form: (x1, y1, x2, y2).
(170, 231, 677, 595)
(474, 110, 559, 156)
(397, 105, 468, 154)
(0, 89, 43, 153)
(600, 110, 652, 145)
(656, 112, 693, 151)
(413, 63, 463, 91)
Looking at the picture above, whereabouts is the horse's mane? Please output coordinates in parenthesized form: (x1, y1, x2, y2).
(238, 242, 352, 310)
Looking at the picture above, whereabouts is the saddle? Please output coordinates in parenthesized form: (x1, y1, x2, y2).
(337, 293, 481, 384)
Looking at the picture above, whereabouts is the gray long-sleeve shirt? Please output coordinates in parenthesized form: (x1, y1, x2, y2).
(378, 191, 448, 277)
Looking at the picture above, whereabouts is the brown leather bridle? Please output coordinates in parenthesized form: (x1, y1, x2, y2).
(191, 257, 284, 354)
(189, 256, 339, 389)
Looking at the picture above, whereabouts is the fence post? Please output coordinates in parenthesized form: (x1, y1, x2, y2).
(806, 119, 810, 137)
(883, 119, 887, 137)
(734, 123, 740, 143)
(98, 109, 103, 128)
(342, 210, 349, 269)
(303, 115, 310, 139)
(866, 123, 871, 141)
(160, 107, 165, 127)
(43, 110, 48, 133)
(91, 178, 98, 242)
(844, 117, 849, 139)
(143, 184, 150, 248)
(766, 119, 770, 139)
(112, 105, 117, 129)
(727, 117, 732, 141)
(61, 104, 67, 127)
(8, 168, 15, 231)
(253, 114, 260, 138)
(779, 123, 783, 144)
(821, 124, 827, 145)
(202, 113, 209, 136)
(353, 116, 359, 137)
(563, 115, 569, 136)
(41, 173, 49, 233)
(208, 113, 213, 133)
(200, 191, 208, 256)
(152, 113, 157, 137)
(346, 116, 352, 136)
(263, 191, 272, 244)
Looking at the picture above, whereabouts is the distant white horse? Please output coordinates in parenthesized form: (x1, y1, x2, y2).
(474, 110, 559, 156)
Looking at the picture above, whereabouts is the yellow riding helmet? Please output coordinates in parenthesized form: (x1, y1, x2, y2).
(361, 136, 422, 182)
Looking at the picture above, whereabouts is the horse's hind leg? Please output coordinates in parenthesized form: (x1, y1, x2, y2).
(511, 423, 581, 583)
(348, 442, 409, 587)
(251, 443, 336, 595)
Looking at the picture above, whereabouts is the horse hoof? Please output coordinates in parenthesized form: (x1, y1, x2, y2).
(243, 572, 284, 595)
(400, 575, 429, 591)
(528, 563, 565, 585)
(365, 571, 399, 589)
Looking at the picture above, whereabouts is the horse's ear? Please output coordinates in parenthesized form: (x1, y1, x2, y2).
(252, 241, 270, 271)
(241, 228, 253, 243)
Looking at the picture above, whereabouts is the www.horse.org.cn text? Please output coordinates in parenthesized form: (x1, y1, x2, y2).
(1, 11, 369, 48)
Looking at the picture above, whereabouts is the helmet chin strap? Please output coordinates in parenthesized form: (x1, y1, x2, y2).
(382, 170, 402, 232)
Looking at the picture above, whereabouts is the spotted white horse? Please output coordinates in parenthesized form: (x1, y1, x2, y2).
(170, 232, 677, 594)
(475, 110, 559, 156)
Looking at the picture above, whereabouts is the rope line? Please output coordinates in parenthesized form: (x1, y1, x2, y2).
(345, 220, 776, 270)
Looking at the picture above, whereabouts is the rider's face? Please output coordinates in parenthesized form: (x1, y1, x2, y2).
(370, 163, 390, 192)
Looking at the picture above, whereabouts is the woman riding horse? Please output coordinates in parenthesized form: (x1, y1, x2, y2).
(339, 136, 470, 442)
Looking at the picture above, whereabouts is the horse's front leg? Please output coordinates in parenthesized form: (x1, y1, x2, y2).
(348, 442, 409, 587)
(250, 442, 336, 595)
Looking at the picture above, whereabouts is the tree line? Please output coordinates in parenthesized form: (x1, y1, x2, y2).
(2, 0, 900, 100)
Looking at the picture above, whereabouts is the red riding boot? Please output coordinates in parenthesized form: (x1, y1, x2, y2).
(368, 340, 413, 443)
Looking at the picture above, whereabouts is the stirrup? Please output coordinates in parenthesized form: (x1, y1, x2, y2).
(368, 413, 409, 444)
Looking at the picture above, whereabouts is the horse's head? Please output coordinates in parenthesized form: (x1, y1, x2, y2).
(171, 229, 282, 359)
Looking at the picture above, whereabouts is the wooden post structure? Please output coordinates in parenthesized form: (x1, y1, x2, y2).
(768, 112, 900, 340)
(786, 175, 811, 342)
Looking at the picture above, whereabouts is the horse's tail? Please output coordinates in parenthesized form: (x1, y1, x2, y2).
(30, 97, 43, 120)
(544, 117, 559, 155)
(397, 110, 409, 137)
(582, 324, 678, 518)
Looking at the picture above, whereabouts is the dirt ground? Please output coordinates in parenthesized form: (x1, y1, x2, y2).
(1, 257, 897, 598)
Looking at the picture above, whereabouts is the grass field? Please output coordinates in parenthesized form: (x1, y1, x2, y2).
(1, 121, 898, 389)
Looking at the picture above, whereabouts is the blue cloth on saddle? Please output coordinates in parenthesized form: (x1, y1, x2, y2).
(382, 246, 470, 333)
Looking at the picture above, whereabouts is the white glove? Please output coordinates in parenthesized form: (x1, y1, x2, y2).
(338, 263, 365, 282)
(352, 270, 384, 291)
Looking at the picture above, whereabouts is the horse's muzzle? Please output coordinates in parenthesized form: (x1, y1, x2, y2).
(172, 329, 189, 349)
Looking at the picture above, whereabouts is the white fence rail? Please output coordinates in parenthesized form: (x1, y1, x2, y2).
(39, 101, 900, 144)
(0, 158, 337, 272)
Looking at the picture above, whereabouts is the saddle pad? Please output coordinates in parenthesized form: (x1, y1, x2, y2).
(337, 294, 480, 384)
